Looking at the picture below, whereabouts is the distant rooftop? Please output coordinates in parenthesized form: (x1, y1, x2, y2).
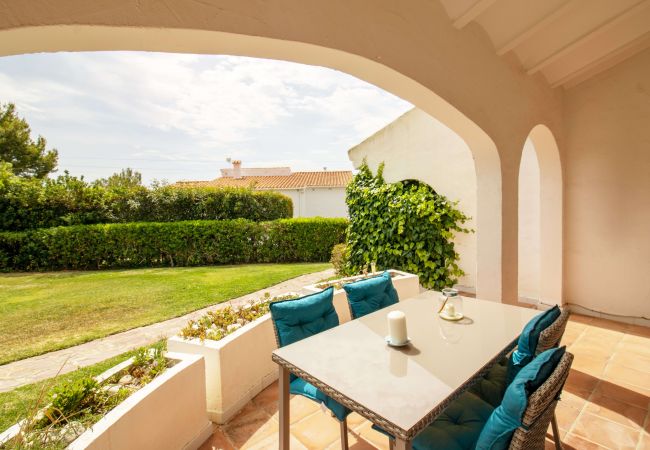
(176, 160, 352, 190)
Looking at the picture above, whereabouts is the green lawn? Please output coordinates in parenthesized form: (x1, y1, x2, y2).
(0, 263, 329, 365)
(0, 348, 139, 433)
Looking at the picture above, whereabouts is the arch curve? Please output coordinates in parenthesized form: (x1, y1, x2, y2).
(522, 124, 563, 305)
(0, 24, 503, 301)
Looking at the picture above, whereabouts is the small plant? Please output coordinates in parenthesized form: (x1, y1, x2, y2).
(2, 343, 171, 449)
(330, 243, 351, 277)
(179, 293, 298, 342)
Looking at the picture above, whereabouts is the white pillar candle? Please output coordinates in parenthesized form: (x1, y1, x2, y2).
(387, 310, 408, 345)
(444, 302, 456, 317)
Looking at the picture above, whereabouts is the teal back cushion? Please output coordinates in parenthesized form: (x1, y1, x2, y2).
(343, 271, 399, 319)
(269, 287, 339, 348)
(506, 306, 561, 384)
(476, 346, 566, 450)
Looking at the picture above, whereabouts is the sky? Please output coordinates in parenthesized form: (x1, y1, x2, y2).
(0, 52, 412, 184)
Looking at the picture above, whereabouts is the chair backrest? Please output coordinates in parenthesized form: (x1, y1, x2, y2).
(509, 351, 574, 450)
(536, 307, 570, 354)
(269, 287, 339, 348)
(343, 271, 399, 319)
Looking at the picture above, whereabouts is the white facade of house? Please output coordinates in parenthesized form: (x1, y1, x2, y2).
(275, 188, 348, 218)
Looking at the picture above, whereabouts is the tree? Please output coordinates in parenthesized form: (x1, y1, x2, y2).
(0, 103, 58, 178)
(95, 168, 143, 190)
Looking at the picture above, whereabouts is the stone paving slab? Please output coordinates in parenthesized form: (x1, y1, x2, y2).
(0, 268, 334, 393)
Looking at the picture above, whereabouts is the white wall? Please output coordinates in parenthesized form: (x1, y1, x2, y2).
(274, 188, 348, 218)
(564, 48, 650, 320)
(518, 140, 541, 302)
(348, 109, 478, 291)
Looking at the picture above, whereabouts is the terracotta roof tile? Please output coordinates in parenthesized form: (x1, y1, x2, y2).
(176, 171, 352, 189)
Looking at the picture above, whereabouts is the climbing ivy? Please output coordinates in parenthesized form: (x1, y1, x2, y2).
(345, 161, 471, 290)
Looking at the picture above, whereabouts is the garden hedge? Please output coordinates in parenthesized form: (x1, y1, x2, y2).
(0, 218, 347, 271)
(0, 166, 293, 231)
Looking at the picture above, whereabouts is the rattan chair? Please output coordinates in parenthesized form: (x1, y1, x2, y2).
(535, 307, 571, 449)
(269, 294, 351, 450)
(509, 351, 574, 449)
(537, 307, 570, 354)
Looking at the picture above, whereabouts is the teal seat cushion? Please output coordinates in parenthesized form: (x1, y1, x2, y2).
(469, 357, 508, 408)
(290, 378, 349, 421)
(343, 271, 399, 319)
(475, 347, 566, 450)
(372, 392, 494, 450)
(506, 306, 561, 384)
(269, 287, 339, 348)
(413, 392, 495, 450)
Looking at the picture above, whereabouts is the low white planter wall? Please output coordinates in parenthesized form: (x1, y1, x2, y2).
(166, 270, 419, 425)
(303, 269, 420, 323)
(0, 352, 212, 450)
(168, 313, 277, 425)
(71, 352, 211, 450)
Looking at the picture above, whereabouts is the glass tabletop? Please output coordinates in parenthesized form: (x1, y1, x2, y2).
(272, 290, 540, 437)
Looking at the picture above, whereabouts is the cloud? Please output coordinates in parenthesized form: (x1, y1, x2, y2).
(0, 52, 412, 182)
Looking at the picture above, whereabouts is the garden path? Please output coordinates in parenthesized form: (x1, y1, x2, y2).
(0, 268, 334, 393)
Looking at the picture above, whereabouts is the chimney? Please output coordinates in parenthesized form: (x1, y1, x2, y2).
(232, 160, 242, 179)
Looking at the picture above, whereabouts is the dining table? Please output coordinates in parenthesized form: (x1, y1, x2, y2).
(271, 290, 540, 450)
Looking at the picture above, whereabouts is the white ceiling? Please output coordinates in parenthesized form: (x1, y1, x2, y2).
(438, 0, 650, 88)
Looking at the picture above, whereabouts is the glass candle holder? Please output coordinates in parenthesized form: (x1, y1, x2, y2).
(439, 287, 463, 318)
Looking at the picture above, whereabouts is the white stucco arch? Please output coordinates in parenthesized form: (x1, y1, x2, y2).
(521, 125, 563, 306)
(0, 24, 503, 301)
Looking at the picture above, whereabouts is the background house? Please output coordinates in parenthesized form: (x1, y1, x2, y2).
(177, 160, 352, 218)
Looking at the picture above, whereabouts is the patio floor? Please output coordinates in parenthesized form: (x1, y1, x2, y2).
(200, 314, 650, 450)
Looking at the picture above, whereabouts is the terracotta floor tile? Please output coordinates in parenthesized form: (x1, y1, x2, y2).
(622, 333, 650, 345)
(594, 380, 650, 410)
(571, 353, 609, 377)
(586, 392, 647, 430)
(347, 412, 370, 430)
(561, 390, 589, 410)
(569, 315, 595, 325)
(199, 425, 235, 450)
(546, 424, 567, 442)
(251, 381, 279, 415)
(561, 327, 585, 346)
(291, 410, 346, 449)
(572, 411, 640, 449)
(582, 326, 626, 342)
(604, 363, 649, 389)
(326, 430, 380, 450)
(268, 395, 323, 425)
(610, 351, 650, 373)
(589, 317, 632, 333)
(569, 342, 617, 361)
(563, 433, 609, 449)
(244, 433, 307, 450)
(639, 431, 650, 450)
(224, 402, 278, 449)
(618, 340, 650, 359)
(565, 369, 600, 396)
(625, 325, 650, 339)
(554, 402, 582, 431)
(352, 421, 390, 450)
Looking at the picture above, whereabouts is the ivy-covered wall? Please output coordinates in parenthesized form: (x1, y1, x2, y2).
(345, 162, 471, 290)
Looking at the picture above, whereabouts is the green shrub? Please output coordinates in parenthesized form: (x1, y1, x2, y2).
(345, 162, 471, 290)
(330, 243, 351, 276)
(0, 165, 293, 231)
(0, 218, 347, 271)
